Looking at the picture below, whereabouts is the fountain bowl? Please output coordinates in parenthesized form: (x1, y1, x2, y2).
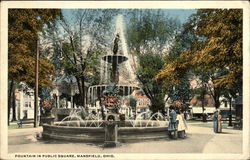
(42, 120, 169, 143)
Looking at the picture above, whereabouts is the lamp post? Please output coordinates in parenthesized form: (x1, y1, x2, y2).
(34, 38, 39, 128)
(228, 97, 233, 126)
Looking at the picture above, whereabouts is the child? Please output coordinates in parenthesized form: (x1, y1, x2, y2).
(168, 105, 177, 139)
(176, 110, 188, 138)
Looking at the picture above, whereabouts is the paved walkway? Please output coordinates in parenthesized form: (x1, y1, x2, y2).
(8, 121, 242, 154)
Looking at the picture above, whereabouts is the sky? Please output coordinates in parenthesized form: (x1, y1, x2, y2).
(163, 9, 197, 23)
(62, 9, 197, 25)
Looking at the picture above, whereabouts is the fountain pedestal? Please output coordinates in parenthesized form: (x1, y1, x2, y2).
(40, 116, 54, 125)
(105, 113, 120, 121)
(104, 121, 119, 147)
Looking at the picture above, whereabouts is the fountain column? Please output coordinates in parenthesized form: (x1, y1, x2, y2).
(102, 34, 125, 147)
(104, 120, 119, 147)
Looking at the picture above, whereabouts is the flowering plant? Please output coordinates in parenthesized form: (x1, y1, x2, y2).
(42, 100, 54, 111)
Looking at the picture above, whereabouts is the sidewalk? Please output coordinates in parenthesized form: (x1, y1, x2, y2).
(8, 121, 242, 154)
(187, 121, 242, 153)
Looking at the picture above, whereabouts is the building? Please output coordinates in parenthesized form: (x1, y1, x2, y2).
(131, 90, 151, 113)
(12, 87, 38, 120)
(189, 93, 238, 119)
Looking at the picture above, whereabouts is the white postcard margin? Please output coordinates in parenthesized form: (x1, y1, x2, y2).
(0, 1, 249, 160)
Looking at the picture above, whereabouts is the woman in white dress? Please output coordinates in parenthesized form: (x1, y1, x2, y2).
(176, 110, 188, 138)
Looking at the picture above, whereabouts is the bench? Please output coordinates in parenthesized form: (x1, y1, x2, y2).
(17, 118, 34, 128)
(233, 120, 242, 130)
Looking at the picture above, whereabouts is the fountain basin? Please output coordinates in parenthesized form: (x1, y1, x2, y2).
(56, 120, 167, 127)
(42, 120, 169, 143)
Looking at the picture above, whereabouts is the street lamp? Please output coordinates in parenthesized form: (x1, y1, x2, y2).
(228, 97, 233, 126)
(34, 38, 39, 128)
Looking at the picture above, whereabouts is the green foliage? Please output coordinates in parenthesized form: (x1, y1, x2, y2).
(103, 83, 120, 95)
(138, 54, 164, 80)
(159, 24, 195, 103)
(137, 54, 166, 113)
(48, 9, 120, 84)
(156, 9, 242, 108)
(128, 96, 137, 109)
(125, 10, 182, 113)
(41, 9, 120, 107)
(85, 50, 101, 85)
(157, 9, 242, 90)
(126, 9, 181, 54)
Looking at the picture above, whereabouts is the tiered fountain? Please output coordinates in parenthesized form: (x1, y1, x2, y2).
(87, 33, 139, 106)
(42, 15, 169, 144)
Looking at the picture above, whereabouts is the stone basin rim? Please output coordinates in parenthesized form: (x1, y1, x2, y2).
(43, 123, 168, 129)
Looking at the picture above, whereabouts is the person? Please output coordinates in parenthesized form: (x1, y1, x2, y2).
(176, 110, 188, 138)
(217, 110, 222, 133)
(202, 108, 208, 122)
(168, 105, 177, 139)
(213, 110, 218, 133)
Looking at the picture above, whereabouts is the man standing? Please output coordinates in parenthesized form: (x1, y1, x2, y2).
(213, 110, 218, 133)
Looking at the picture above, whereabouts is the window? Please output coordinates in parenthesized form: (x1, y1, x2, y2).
(25, 102, 29, 107)
(25, 101, 32, 108)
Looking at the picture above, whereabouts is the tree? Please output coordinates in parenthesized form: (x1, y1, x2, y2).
(126, 9, 181, 55)
(156, 9, 243, 109)
(137, 54, 166, 114)
(8, 9, 62, 124)
(160, 24, 196, 104)
(43, 9, 119, 108)
(125, 10, 182, 114)
(221, 82, 242, 126)
(9, 9, 62, 87)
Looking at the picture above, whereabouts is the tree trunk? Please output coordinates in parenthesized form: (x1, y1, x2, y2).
(80, 76, 85, 109)
(8, 80, 14, 126)
(81, 77, 85, 107)
(214, 99, 220, 109)
(11, 86, 17, 121)
(75, 76, 84, 107)
(212, 88, 221, 109)
(201, 93, 207, 122)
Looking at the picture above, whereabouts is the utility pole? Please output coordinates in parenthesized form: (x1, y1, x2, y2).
(34, 38, 39, 127)
(228, 97, 233, 126)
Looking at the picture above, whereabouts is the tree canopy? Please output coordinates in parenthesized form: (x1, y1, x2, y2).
(126, 9, 181, 55)
(137, 53, 166, 113)
(125, 9, 183, 113)
(8, 9, 62, 124)
(8, 9, 62, 88)
(42, 9, 120, 107)
(156, 9, 243, 91)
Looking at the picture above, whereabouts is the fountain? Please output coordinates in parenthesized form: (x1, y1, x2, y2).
(42, 15, 169, 144)
(87, 34, 139, 107)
